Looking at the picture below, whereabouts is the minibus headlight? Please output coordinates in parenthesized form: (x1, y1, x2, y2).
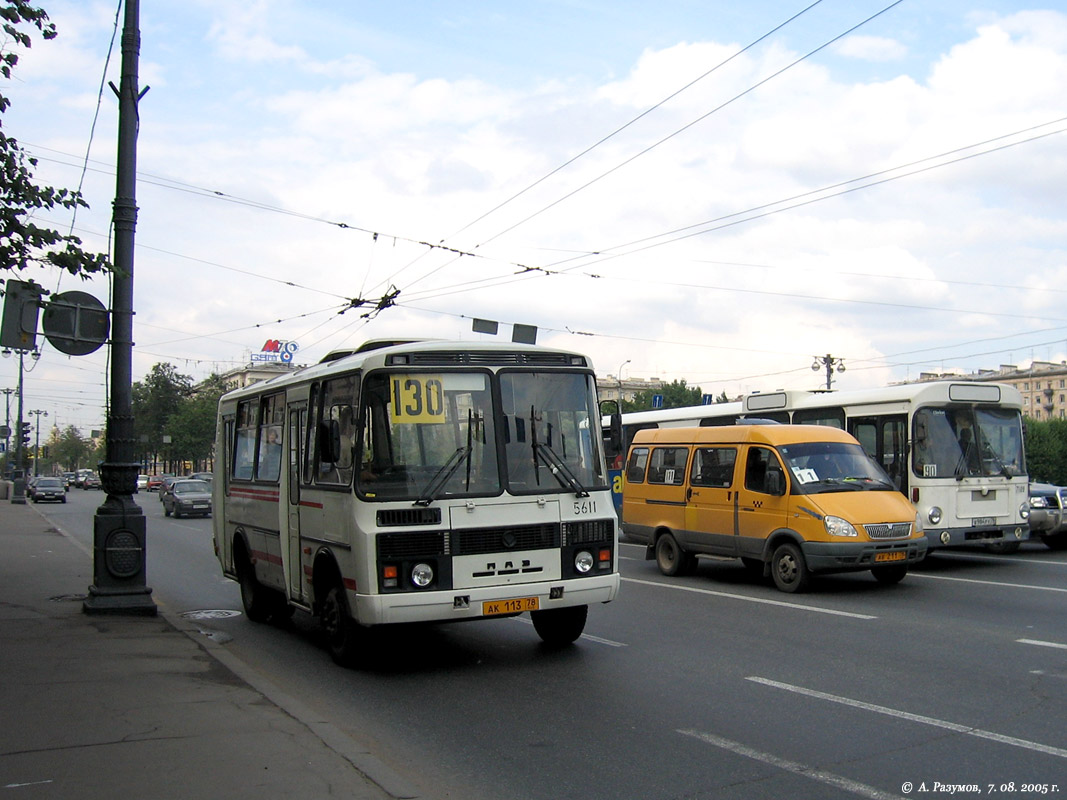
(928, 506, 942, 525)
(824, 516, 858, 537)
(574, 550, 594, 573)
(913, 511, 924, 535)
(411, 562, 434, 588)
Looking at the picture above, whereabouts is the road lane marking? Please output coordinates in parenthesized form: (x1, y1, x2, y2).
(908, 573, 1067, 593)
(747, 677, 1067, 760)
(929, 551, 1067, 567)
(1018, 638, 1067, 651)
(677, 730, 903, 800)
(623, 577, 877, 619)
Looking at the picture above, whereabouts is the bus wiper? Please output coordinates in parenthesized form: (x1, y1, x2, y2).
(414, 446, 471, 506)
(534, 442, 589, 498)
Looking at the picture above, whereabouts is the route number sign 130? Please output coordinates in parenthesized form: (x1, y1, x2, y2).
(391, 375, 446, 424)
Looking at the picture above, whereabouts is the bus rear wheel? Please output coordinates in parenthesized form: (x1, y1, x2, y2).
(320, 583, 362, 667)
(655, 532, 693, 576)
(531, 604, 588, 647)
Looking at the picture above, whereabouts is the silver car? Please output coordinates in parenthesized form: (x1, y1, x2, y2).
(162, 479, 212, 519)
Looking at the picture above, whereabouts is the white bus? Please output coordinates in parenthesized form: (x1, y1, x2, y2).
(606, 382, 1029, 553)
(213, 339, 620, 666)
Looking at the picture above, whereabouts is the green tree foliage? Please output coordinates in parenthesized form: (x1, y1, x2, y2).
(167, 374, 228, 466)
(1024, 418, 1067, 485)
(133, 363, 193, 468)
(1, 1, 110, 276)
(49, 423, 93, 470)
(622, 379, 704, 413)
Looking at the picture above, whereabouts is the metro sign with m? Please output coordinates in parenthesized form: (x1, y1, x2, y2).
(254, 339, 300, 363)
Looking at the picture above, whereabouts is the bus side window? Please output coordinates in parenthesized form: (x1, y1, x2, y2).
(626, 447, 649, 483)
(647, 447, 688, 486)
(691, 447, 736, 488)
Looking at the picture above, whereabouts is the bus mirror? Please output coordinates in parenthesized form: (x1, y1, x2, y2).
(766, 466, 785, 496)
(319, 419, 342, 463)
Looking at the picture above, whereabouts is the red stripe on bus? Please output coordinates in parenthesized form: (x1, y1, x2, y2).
(299, 500, 323, 509)
(250, 549, 283, 566)
(229, 487, 280, 502)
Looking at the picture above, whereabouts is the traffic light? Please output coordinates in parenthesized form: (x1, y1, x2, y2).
(1, 279, 44, 351)
(41, 445, 49, 459)
(20, 421, 31, 449)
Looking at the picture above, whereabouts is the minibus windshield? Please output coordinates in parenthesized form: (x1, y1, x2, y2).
(778, 441, 895, 494)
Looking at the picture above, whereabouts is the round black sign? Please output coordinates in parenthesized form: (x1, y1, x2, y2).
(42, 291, 110, 356)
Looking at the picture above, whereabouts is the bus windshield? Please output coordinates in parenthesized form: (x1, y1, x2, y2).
(913, 405, 1025, 479)
(358, 370, 606, 501)
(777, 441, 896, 494)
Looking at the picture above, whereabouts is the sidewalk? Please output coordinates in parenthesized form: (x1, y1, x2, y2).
(0, 499, 411, 800)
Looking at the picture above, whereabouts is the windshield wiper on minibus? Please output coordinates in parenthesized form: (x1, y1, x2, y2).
(534, 442, 589, 498)
(414, 446, 471, 506)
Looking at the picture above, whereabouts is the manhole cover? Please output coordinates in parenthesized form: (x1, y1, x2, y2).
(179, 609, 242, 620)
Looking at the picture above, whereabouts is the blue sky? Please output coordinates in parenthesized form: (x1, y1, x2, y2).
(3, 0, 1067, 434)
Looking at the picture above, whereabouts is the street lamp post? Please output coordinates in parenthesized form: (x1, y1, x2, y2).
(617, 359, 630, 404)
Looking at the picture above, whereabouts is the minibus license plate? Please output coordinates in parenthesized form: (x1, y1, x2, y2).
(483, 597, 539, 616)
(875, 551, 907, 563)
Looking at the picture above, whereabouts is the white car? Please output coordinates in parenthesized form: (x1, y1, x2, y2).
(137, 474, 149, 490)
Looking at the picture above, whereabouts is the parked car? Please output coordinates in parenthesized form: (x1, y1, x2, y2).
(162, 479, 212, 518)
(31, 476, 67, 503)
(1028, 482, 1067, 550)
(81, 472, 101, 490)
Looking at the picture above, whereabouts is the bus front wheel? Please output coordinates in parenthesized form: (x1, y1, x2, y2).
(771, 543, 810, 593)
(237, 546, 277, 623)
(321, 583, 362, 667)
(531, 604, 588, 647)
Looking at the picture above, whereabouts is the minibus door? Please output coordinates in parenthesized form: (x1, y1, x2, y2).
(736, 445, 790, 558)
(685, 445, 741, 556)
(286, 404, 306, 602)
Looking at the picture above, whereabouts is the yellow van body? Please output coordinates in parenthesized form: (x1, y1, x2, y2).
(621, 425, 927, 592)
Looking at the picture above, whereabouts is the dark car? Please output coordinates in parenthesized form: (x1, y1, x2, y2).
(1028, 482, 1067, 550)
(162, 479, 212, 519)
(31, 477, 67, 503)
(81, 472, 102, 490)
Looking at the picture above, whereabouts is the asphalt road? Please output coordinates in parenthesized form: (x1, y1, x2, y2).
(40, 488, 1067, 800)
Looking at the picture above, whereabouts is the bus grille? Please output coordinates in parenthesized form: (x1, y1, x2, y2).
(563, 519, 614, 545)
(864, 522, 912, 540)
(377, 508, 442, 527)
(378, 531, 447, 559)
(452, 523, 560, 555)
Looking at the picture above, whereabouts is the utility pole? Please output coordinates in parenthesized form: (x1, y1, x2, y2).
(2, 387, 12, 467)
(84, 0, 155, 615)
(812, 354, 845, 392)
(29, 409, 47, 476)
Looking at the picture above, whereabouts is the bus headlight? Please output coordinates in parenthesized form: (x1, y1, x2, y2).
(1019, 503, 1030, 521)
(928, 506, 942, 525)
(824, 516, 858, 537)
(574, 550, 594, 573)
(411, 563, 434, 588)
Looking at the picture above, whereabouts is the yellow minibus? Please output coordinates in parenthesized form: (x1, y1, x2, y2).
(621, 424, 927, 592)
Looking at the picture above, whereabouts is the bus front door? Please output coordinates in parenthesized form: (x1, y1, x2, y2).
(286, 405, 306, 602)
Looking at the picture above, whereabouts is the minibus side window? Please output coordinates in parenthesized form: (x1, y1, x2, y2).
(691, 447, 737, 488)
(744, 447, 785, 496)
(647, 447, 688, 486)
(626, 447, 649, 484)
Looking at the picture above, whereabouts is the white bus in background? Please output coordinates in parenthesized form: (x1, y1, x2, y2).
(606, 382, 1029, 553)
(213, 339, 619, 666)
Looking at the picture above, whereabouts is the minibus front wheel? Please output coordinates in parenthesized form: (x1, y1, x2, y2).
(655, 532, 695, 577)
(771, 543, 810, 593)
(872, 564, 908, 585)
